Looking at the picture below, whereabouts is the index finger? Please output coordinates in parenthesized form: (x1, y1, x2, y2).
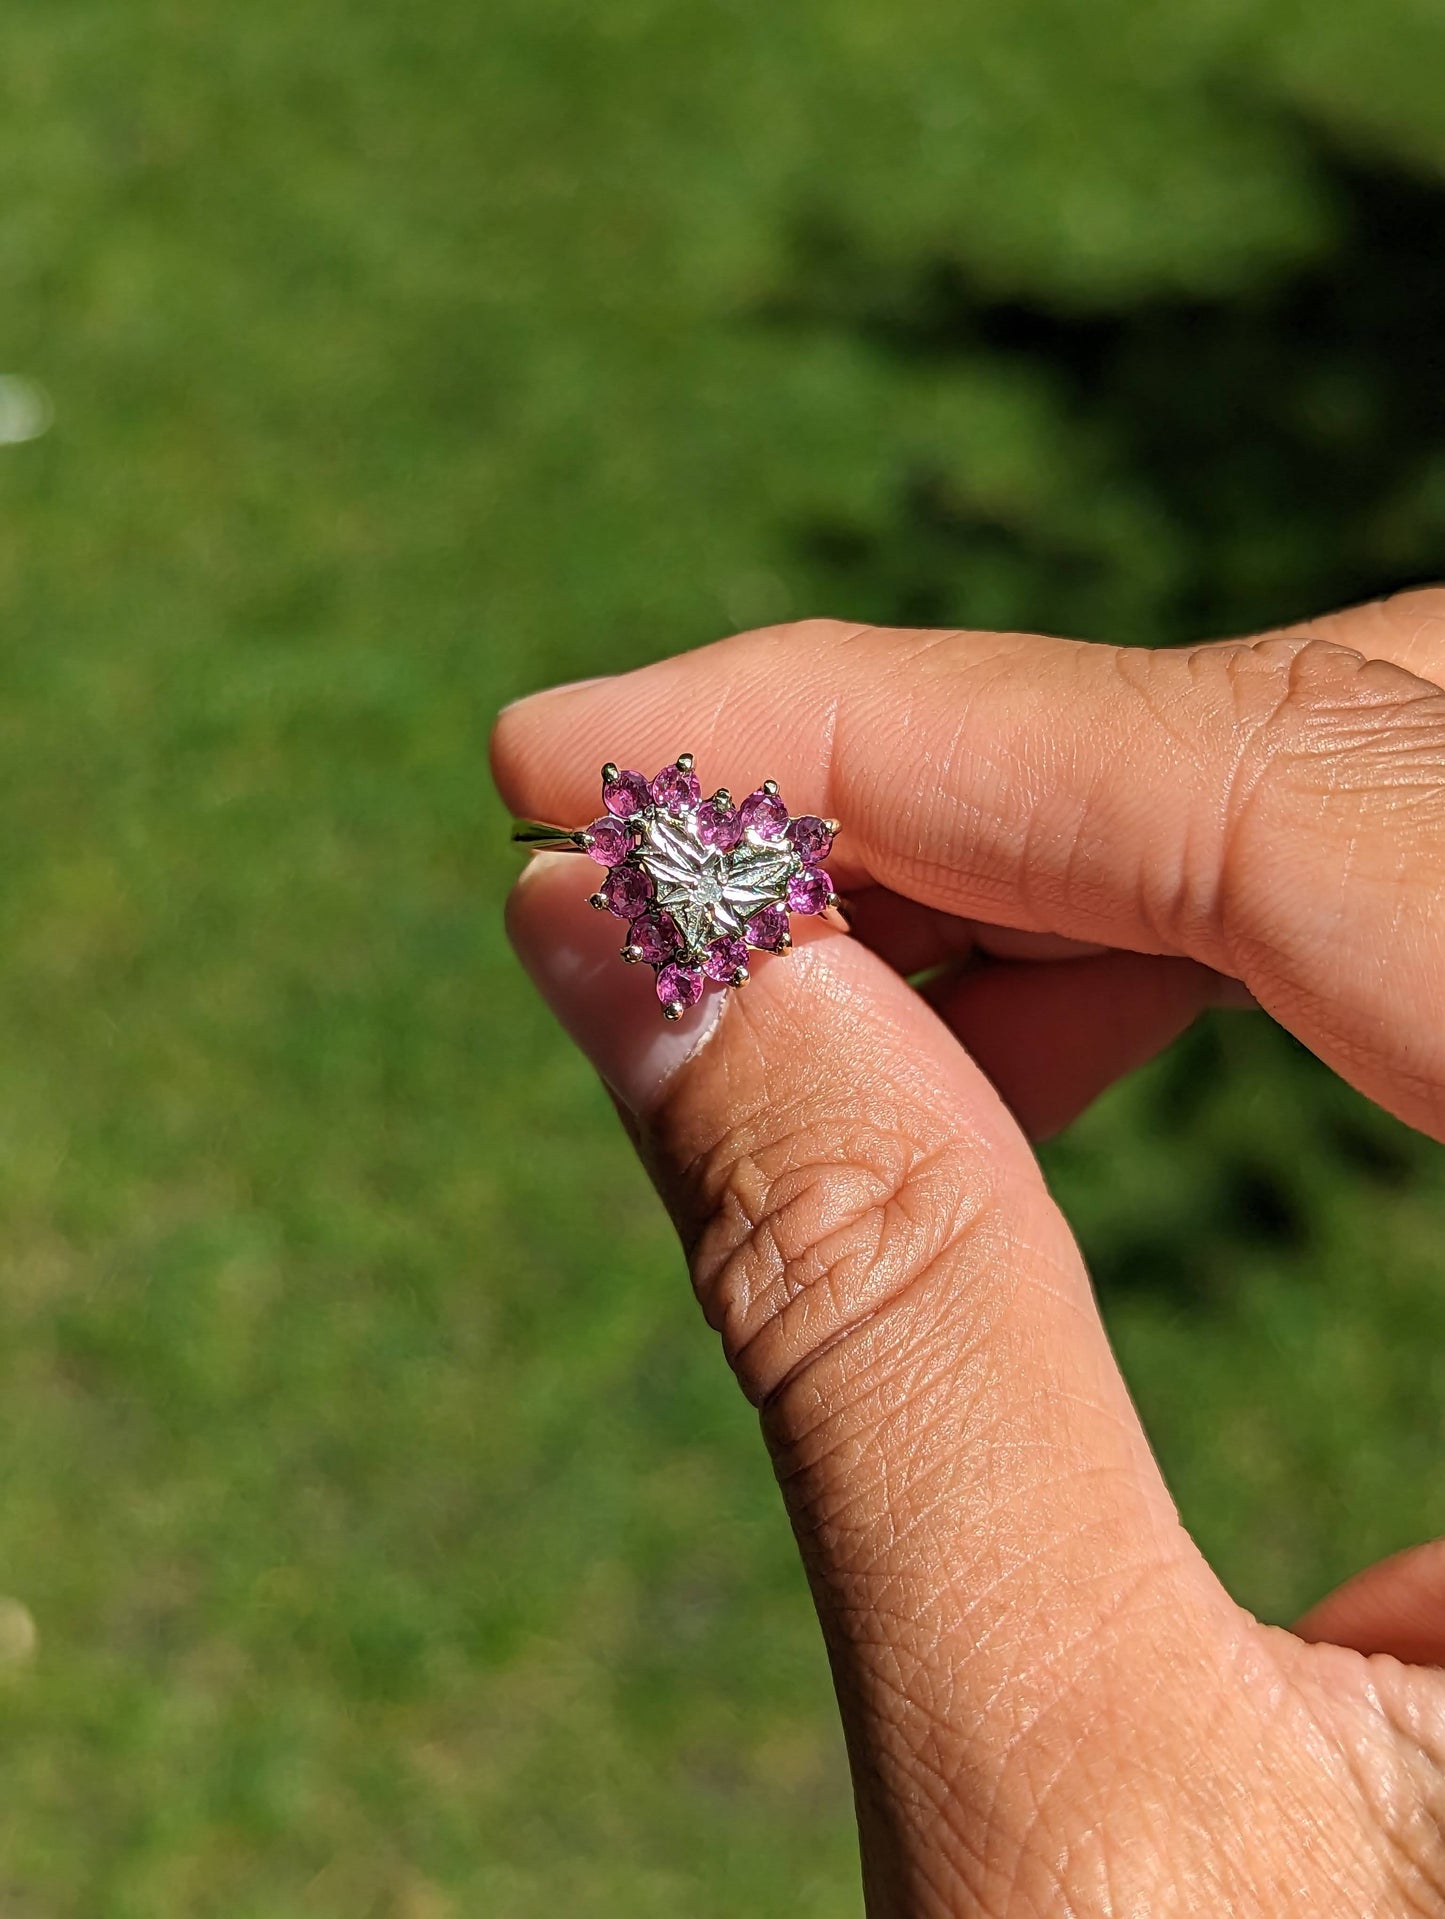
(493, 592, 1445, 1136)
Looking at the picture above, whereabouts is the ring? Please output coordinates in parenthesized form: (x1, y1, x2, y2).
(511, 755, 846, 1018)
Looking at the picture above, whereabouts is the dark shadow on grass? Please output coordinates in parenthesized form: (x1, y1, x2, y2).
(765, 136, 1445, 644)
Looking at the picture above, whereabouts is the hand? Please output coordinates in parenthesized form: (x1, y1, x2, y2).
(493, 591, 1445, 1916)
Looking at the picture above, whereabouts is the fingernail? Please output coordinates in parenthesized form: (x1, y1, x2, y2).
(497, 672, 615, 718)
(507, 853, 725, 1114)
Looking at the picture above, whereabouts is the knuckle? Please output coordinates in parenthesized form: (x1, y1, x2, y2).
(1202, 635, 1445, 1001)
(682, 1109, 990, 1409)
(1122, 636, 1445, 966)
(1295, 585, 1445, 674)
(1226, 634, 1445, 800)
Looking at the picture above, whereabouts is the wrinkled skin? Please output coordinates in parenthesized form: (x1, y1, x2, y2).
(494, 590, 1445, 1916)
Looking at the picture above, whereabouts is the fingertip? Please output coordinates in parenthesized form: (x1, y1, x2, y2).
(497, 674, 616, 722)
(488, 624, 862, 852)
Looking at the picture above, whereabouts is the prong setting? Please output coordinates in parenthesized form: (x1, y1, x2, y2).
(571, 758, 842, 1014)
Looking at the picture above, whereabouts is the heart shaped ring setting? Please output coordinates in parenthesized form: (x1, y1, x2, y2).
(511, 755, 846, 1018)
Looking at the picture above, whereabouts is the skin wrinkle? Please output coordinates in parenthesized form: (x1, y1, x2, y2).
(1133, 645, 1277, 962)
(849, 1670, 1003, 1914)
(946, 1479, 1192, 1650)
(821, 626, 911, 875)
(962, 1527, 1198, 1703)
(1115, 652, 1223, 959)
(679, 1054, 1004, 1404)
(963, 1557, 1196, 1740)
(1010, 1729, 1173, 1915)
(768, 1345, 981, 1570)
(1323, 1670, 1445, 1896)
(807, 1358, 1417, 1911)
(762, 1223, 1016, 1461)
(790, 1412, 982, 1558)
(800, 1347, 1233, 1908)
(1289, 583, 1445, 675)
(706, 1144, 981, 1388)
(932, 1625, 1215, 1916)
(1235, 1638, 1445, 1913)
(763, 1310, 982, 1460)
(1375, 1665, 1445, 1774)
(871, 633, 1445, 990)
(1222, 650, 1436, 968)
(1215, 645, 1445, 1122)
(1294, 1682, 1445, 1913)
(790, 1366, 959, 1527)
(797, 1392, 1121, 1606)
(868, 635, 1041, 911)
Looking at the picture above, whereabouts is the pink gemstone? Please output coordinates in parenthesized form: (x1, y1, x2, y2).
(746, 904, 789, 950)
(739, 787, 788, 837)
(650, 762, 702, 812)
(603, 769, 652, 818)
(602, 865, 653, 918)
(584, 816, 632, 866)
(697, 803, 743, 852)
(702, 935, 748, 982)
(787, 867, 832, 914)
(656, 962, 704, 1011)
(629, 910, 679, 963)
(788, 814, 834, 863)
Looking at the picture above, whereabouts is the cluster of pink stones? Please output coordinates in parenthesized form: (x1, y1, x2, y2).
(580, 756, 838, 1018)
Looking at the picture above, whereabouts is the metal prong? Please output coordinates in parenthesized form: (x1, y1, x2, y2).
(621, 944, 642, 964)
(676, 752, 694, 773)
(588, 892, 608, 911)
(578, 830, 594, 849)
(709, 788, 732, 811)
(661, 1001, 684, 1021)
(762, 778, 779, 797)
(730, 965, 750, 987)
(602, 762, 620, 785)
(823, 818, 840, 836)
(777, 930, 793, 952)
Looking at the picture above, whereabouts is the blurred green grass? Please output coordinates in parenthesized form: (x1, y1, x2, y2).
(0, 2, 1444, 1912)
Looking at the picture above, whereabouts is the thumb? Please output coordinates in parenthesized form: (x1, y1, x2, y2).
(506, 848, 1246, 1900)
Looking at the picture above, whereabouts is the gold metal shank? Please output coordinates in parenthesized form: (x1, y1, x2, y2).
(510, 819, 591, 853)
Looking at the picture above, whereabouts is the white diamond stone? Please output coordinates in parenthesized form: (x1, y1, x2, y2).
(637, 810, 793, 953)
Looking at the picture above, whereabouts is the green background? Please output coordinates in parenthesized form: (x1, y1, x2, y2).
(1, 2, 1444, 1912)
